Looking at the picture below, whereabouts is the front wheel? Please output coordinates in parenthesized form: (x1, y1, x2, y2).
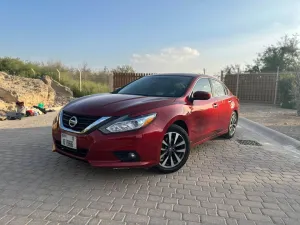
(155, 124, 190, 173)
(223, 111, 238, 139)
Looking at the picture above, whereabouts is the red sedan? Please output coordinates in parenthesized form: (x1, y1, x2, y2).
(52, 73, 239, 173)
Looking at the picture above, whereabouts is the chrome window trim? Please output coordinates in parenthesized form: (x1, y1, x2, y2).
(59, 111, 111, 134)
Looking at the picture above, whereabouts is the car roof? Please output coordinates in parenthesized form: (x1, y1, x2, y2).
(151, 73, 214, 79)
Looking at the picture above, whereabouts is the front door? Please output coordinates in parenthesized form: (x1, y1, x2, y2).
(189, 78, 219, 142)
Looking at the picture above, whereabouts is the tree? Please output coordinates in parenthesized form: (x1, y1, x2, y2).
(112, 65, 135, 73)
(223, 64, 242, 75)
(251, 34, 300, 115)
(247, 34, 300, 72)
(245, 59, 261, 73)
(81, 62, 91, 73)
(224, 34, 300, 115)
(103, 66, 109, 73)
(294, 68, 300, 116)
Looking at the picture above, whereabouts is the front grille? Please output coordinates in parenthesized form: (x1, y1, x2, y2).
(62, 111, 100, 132)
(55, 141, 88, 158)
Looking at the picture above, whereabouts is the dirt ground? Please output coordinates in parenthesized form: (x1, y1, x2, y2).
(240, 103, 300, 141)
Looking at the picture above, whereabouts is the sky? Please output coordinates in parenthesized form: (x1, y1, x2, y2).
(1, 0, 300, 75)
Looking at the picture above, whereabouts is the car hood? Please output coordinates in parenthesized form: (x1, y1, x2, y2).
(62, 93, 175, 116)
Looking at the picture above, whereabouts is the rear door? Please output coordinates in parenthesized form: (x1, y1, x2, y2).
(209, 79, 233, 132)
(189, 78, 219, 142)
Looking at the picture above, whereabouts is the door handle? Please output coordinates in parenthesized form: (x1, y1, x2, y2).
(213, 103, 218, 108)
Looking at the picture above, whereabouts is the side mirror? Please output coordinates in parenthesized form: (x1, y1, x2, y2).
(192, 91, 211, 100)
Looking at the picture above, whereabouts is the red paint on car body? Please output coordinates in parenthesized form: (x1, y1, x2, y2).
(52, 73, 239, 168)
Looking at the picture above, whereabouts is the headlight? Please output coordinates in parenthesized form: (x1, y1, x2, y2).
(104, 113, 157, 133)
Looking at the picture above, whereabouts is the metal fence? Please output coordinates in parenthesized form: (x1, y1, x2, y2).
(224, 72, 279, 104)
(223, 71, 300, 105)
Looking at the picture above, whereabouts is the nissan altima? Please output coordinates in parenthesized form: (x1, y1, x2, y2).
(52, 73, 239, 173)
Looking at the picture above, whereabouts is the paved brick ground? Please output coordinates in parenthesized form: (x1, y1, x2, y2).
(1, 113, 300, 225)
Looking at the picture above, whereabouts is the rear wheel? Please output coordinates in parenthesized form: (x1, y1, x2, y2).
(223, 111, 238, 139)
(156, 124, 190, 173)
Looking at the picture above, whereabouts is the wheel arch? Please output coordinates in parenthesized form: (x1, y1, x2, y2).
(233, 109, 239, 120)
(173, 120, 189, 135)
(162, 115, 190, 136)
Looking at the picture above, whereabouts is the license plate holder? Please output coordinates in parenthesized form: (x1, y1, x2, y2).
(61, 133, 77, 150)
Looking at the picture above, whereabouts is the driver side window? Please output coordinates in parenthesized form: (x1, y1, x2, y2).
(192, 78, 212, 94)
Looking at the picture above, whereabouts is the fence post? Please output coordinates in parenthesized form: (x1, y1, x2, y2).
(31, 68, 36, 76)
(296, 70, 300, 116)
(274, 66, 279, 105)
(236, 69, 240, 97)
(221, 70, 224, 82)
(77, 68, 82, 92)
(56, 69, 60, 82)
(108, 72, 114, 92)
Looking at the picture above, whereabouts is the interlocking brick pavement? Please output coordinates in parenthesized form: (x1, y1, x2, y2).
(1, 113, 300, 224)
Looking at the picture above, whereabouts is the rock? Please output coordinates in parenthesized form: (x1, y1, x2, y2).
(0, 72, 74, 114)
(0, 109, 6, 116)
(0, 99, 15, 113)
(42, 75, 73, 107)
(0, 72, 56, 110)
(50, 79, 73, 97)
(41, 75, 52, 86)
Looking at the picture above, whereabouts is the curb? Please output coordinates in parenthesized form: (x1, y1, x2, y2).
(239, 117, 300, 150)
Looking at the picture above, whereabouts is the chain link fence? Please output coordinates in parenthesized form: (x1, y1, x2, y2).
(37, 70, 112, 97)
(222, 71, 299, 110)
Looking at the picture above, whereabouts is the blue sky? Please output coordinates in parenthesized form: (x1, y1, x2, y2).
(1, 0, 299, 74)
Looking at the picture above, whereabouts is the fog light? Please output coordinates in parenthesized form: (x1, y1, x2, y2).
(114, 151, 140, 162)
(129, 153, 136, 158)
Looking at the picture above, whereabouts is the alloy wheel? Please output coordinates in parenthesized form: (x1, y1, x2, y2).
(159, 132, 187, 169)
(229, 112, 237, 136)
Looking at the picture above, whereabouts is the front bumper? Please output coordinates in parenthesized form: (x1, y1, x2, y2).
(52, 122, 164, 168)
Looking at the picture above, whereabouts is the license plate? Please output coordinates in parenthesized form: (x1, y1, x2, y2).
(61, 133, 77, 149)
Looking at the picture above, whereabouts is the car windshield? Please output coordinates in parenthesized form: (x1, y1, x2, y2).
(116, 75, 194, 97)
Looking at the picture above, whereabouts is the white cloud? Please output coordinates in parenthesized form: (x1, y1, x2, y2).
(131, 47, 200, 64)
(131, 47, 201, 73)
(131, 22, 300, 75)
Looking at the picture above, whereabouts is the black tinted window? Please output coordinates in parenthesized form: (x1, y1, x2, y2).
(117, 75, 194, 97)
(211, 79, 226, 97)
(192, 78, 212, 94)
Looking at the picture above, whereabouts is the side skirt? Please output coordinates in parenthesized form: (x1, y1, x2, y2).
(191, 129, 228, 148)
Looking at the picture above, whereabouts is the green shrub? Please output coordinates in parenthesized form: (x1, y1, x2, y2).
(278, 74, 296, 109)
(0, 57, 110, 98)
(59, 74, 109, 97)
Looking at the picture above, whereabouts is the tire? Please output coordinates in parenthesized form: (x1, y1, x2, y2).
(155, 124, 190, 173)
(223, 111, 238, 139)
